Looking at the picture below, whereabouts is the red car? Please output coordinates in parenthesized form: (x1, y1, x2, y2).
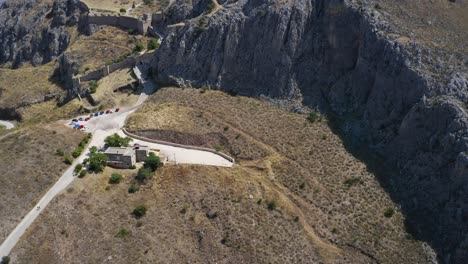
(78, 125, 84, 129)
(105, 109, 110, 114)
(85, 117, 90, 121)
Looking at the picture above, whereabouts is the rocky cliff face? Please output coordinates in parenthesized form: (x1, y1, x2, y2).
(0, 0, 85, 68)
(153, 0, 468, 262)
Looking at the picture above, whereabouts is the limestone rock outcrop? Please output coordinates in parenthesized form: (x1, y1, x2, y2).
(0, 0, 86, 68)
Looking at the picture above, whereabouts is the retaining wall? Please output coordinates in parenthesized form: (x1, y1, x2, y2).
(87, 14, 149, 35)
(122, 128, 235, 163)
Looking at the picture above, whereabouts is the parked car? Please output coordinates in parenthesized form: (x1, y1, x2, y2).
(89, 114, 94, 118)
(78, 125, 84, 129)
(105, 109, 110, 114)
(78, 117, 84, 121)
(99, 111, 105, 115)
(85, 117, 90, 121)
(81, 126, 89, 131)
(94, 113, 99, 117)
(73, 124, 80, 129)
(72, 119, 78, 122)
(115, 108, 120, 112)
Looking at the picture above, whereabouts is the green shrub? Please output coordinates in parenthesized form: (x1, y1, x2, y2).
(133, 42, 144, 53)
(136, 167, 152, 183)
(89, 81, 98, 94)
(116, 228, 130, 238)
(180, 204, 190, 214)
(144, 152, 161, 171)
(147, 39, 160, 50)
(55, 149, 64, 156)
(384, 207, 395, 218)
(133, 205, 147, 218)
(109, 173, 123, 184)
(72, 147, 83, 158)
(267, 200, 278, 211)
(119, 8, 126, 12)
(343, 177, 363, 189)
(207, 3, 215, 12)
(79, 170, 87, 178)
(128, 184, 139, 193)
(307, 111, 320, 123)
(74, 164, 83, 174)
(64, 156, 73, 165)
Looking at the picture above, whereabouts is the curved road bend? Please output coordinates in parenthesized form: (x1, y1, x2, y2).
(0, 72, 233, 258)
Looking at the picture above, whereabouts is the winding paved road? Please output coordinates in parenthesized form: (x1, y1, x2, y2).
(0, 120, 15, 130)
(0, 66, 233, 258)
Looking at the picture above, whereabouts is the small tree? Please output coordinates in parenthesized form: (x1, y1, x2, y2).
(144, 152, 161, 171)
(89, 146, 98, 154)
(105, 133, 133, 148)
(136, 167, 151, 183)
(133, 205, 147, 218)
(89, 152, 108, 172)
(109, 173, 123, 184)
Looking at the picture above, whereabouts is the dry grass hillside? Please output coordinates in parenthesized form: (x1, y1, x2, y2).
(0, 63, 63, 108)
(0, 124, 86, 245)
(67, 26, 151, 75)
(372, 0, 467, 57)
(12, 88, 431, 263)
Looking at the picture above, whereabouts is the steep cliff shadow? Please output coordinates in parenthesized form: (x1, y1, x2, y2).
(325, 116, 454, 264)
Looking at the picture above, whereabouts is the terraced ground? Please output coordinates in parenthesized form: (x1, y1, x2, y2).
(10, 88, 431, 263)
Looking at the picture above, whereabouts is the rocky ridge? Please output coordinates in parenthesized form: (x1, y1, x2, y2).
(152, 0, 468, 262)
(0, 0, 85, 68)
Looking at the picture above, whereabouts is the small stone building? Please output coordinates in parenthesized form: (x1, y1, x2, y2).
(104, 144, 153, 169)
(104, 147, 136, 169)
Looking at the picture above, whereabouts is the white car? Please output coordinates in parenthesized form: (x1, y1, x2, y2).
(81, 126, 89, 131)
